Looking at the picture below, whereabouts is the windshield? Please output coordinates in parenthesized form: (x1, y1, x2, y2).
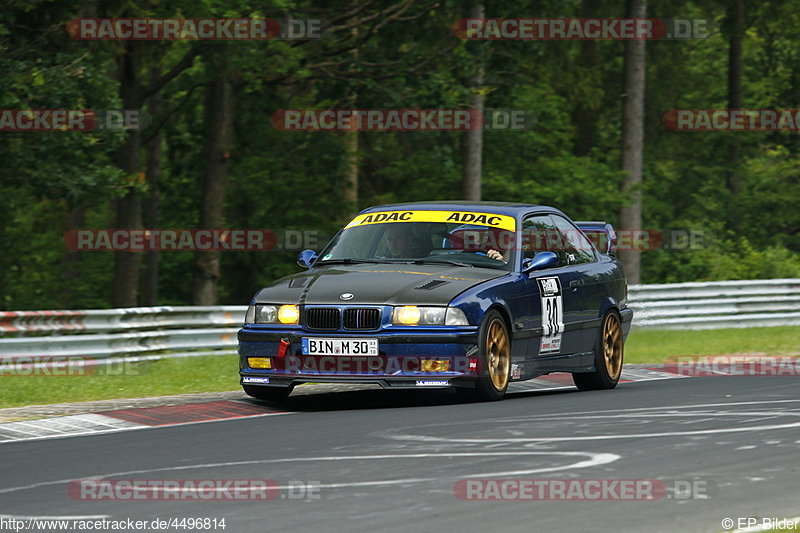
(317, 211, 517, 271)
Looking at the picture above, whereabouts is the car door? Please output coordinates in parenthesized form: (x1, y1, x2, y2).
(520, 214, 587, 361)
(547, 214, 601, 354)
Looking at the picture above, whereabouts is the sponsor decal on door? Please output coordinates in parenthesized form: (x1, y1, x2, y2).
(537, 277, 563, 354)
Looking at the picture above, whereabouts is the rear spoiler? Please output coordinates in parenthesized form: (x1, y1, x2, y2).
(575, 221, 617, 255)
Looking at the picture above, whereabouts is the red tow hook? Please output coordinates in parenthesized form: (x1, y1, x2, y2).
(276, 338, 290, 358)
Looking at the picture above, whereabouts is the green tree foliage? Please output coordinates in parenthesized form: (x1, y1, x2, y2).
(0, 0, 798, 309)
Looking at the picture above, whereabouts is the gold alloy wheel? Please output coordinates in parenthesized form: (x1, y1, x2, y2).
(486, 318, 511, 390)
(603, 312, 623, 380)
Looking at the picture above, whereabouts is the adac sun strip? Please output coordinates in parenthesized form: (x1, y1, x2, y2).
(345, 210, 516, 232)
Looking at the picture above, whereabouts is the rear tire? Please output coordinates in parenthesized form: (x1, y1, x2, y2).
(243, 385, 293, 402)
(572, 310, 624, 391)
(457, 310, 511, 402)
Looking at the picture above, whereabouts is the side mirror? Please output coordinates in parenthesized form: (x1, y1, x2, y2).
(522, 251, 558, 273)
(297, 249, 318, 269)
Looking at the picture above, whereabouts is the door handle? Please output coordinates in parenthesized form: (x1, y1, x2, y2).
(569, 279, 583, 289)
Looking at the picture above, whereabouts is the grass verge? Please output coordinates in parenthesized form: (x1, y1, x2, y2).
(0, 355, 240, 408)
(625, 326, 800, 364)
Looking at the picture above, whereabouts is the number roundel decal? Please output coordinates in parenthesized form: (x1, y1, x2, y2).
(536, 277, 563, 354)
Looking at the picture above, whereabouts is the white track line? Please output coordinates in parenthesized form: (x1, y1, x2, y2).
(0, 412, 290, 444)
(0, 451, 620, 496)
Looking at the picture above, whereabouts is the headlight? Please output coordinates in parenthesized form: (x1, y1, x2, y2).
(277, 304, 300, 324)
(392, 306, 468, 326)
(258, 305, 279, 323)
(247, 304, 300, 324)
(394, 305, 422, 325)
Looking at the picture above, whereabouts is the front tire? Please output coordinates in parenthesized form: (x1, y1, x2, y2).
(572, 310, 624, 391)
(243, 385, 293, 402)
(457, 310, 511, 402)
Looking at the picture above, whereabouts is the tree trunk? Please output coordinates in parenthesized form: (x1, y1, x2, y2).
(192, 49, 236, 305)
(461, 2, 484, 201)
(342, 28, 359, 211)
(111, 41, 144, 308)
(618, 0, 647, 284)
(727, 0, 745, 196)
(573, 0, 598, 157)
(61, 206, 85, 308)
(343, 128, 359, 206)
(141, 72, 162, 306)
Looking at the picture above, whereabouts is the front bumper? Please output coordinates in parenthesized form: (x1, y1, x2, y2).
(238, 325, 480, 389)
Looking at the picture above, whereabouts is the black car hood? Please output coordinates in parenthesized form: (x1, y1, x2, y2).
(255, 263, 507, 306)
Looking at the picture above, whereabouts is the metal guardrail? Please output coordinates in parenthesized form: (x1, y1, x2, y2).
(628, 278, 800, 330)
(0, 306, 244, 334)
(0, 279, 798, 363)
(0, 307, 245, 363)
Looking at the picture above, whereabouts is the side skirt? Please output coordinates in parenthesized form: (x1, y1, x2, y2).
(513, 351, 595, 381)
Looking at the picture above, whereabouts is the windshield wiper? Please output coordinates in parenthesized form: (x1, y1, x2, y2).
(411, 259, 473, 267)
(317, 258, 393, 265)
(319, 258, 473, 268)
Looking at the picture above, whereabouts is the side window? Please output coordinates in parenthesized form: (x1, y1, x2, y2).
(521, 215, 559, 260)
(549, 215, 595, 265)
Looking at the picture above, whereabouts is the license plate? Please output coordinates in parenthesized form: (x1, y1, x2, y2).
(301, 337, 379, 356)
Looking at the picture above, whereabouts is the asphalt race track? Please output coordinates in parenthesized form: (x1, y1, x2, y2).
(1, 376, 799, 533)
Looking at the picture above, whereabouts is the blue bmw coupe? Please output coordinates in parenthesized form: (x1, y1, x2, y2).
(239, 201, 632, 402)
